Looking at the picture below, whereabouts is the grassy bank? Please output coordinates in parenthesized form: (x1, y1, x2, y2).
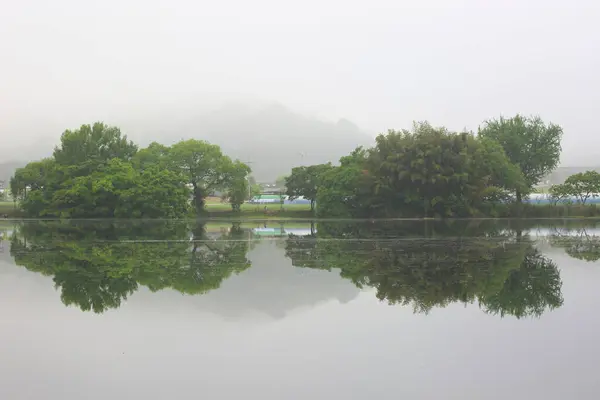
(0, 201, 315, 220)
(206, 202, 600, 219)
(0, 202, 23, 218)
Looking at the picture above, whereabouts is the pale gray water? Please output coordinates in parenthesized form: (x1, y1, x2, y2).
(1, 219, 599, 399)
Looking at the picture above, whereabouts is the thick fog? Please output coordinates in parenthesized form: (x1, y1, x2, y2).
(1, 0, 599, 178)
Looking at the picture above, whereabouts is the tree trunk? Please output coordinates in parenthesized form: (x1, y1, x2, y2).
(514, 189, 524, 217)
(310, 199, 315, 211)
(193, 184, 205, 213)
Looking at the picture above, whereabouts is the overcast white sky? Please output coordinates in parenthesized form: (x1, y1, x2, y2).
(1, 0, 599, 164)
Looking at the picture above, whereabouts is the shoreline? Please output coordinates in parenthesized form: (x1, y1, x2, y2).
(5, 201, 600, 220)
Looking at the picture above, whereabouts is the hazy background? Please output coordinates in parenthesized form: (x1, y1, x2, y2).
(1, 0, 599, 181)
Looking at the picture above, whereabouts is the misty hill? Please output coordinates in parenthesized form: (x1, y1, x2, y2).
(0, 161, 27, 187)
(544, 167, 600, 185)
(1, 103, 374, 184)
(143, 103, 374, 181)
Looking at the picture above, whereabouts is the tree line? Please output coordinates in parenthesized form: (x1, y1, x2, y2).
(9, 123, 253, 217)
(13, 115, 596, 219)
(284, 114, 564, 218)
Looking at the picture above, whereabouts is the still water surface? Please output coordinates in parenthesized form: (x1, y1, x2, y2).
(1, 219, 600, 399)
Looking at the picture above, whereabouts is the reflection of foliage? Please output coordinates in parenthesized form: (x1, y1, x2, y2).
(549, 228, 600, 262)
(481, 249, 563, 318)
(10, 221, 251, 313)
(136, 225, 251, 295)
(285, 221, 563, 318)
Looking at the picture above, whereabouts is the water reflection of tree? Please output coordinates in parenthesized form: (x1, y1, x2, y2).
(285, 221, 563, 318)
(10, 221, 251, 313)
(481, 249, 563, 318)
(549, 227, 600, 262)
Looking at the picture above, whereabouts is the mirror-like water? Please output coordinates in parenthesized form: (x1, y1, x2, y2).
(1, 219, 600, 399)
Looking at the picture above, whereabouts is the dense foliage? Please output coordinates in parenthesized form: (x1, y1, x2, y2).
(285, 163, 333, 210)
(313, 121, 530, 218)
(8, 114, 571, 219)
(548, 170, 600, 205)
(276, 115, 566, 218)
(478, 115, 563, 202)
(10, 123, 251, 217)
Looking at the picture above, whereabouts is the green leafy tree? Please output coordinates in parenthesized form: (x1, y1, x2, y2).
(169, 139, 249, 212)
(316, 147, 373, 218)
(285, 163, 333, 211)
(10, 158, 60, 216)
(365, 122, 524, 217)
(478, 114, 563, 202)
(563, 170, 600, 205)
(12, 124, 191, 218)
(53, 122, 138, 176)
(548, 183, 573, 206)
(27, 159, 190, 218)
(132, 142, 171, 171)
(222, 161, 254, 211)
(115, 165, 191, 218)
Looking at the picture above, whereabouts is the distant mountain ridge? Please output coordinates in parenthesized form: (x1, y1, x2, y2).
(9, 103, 593, 185)
(544, 167, 600, 185)
(0, 161, 27, 187)
(145, 102, 374, 181)
(1, 103, 374, 183)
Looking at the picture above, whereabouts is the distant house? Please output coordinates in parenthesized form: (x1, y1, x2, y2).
(248, 194, 311, 205)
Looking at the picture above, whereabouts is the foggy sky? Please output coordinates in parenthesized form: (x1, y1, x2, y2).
(1, 0, 599, 165)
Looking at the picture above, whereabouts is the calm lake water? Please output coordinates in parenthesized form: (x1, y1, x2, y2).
(2, 219, 600, 399)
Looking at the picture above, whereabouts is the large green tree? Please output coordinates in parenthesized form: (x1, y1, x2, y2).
(11, 124, 192, 218)
(10, 158, 59, 215)
(132, 142, 171, 171)
(478, 114, 563, 202)
(223, 161, 256, 211)
(285, 163, 333, 211)
(364, 122, 524, 217)
(15, 158, 190, 218)
(168, 139, 250, 212)
(316, 147, 374, 218)
(563, 170, 600, 205)
(53, 122, 138, 176)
